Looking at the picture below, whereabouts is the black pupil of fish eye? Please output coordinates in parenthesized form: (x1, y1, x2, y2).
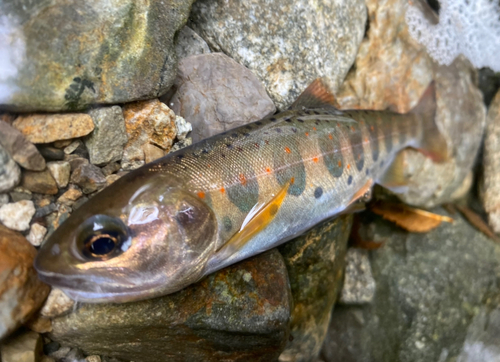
(88, 234, 117, 255)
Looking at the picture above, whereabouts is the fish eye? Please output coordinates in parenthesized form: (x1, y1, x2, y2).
(77, 215, 129, 260)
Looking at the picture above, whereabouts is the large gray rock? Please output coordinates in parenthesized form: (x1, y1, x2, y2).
(0, 144, 21, 193)
(170, 53, 276, 143)
(321, 209, 500, 362)
(190, 0, 366, 110)
(175, 26, 211, 60)
(0, 0, 194, 112)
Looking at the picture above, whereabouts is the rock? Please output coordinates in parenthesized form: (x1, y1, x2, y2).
(174, 115, 192, 141)
(339, 248, 376, 305)
(53, 140, 73, 149)
(37, 146, 65, 161)
(0, 121, 45, 171)
(0, 144, 21, 192)
(10, 187, 32, 202)
(170, 53, 276, 143)
(43, 342, 61, 356)
(0, 200, 36, 231)
(321, 209, 500, 362)
(45, 205, 72, 240)
(175, 26, 211, 59)
(26, 223, 47, 247)
(169, 138, 192, 153)
(0, 225, 50, 339)
(50, 250, 291, 362)
(41, 356, 55, 362)
(24, 314, 52, 334)
(121, 99, 177, 170)
(57, 189, 83, 207)
(33, 204, 58, 220)
(70, 164, 106, 194)
(40, 289, 75, 319)
(46, 162, 71, 189)
(13, 114, 94, 144)
(0, 194, 9, 206)
(0, 0, 195, 112)
(100, 162, 120, 177)
(85, 356, 101, 362)
(143, 143, 165, 164)
(478, 68, 500, 107)
(47, 346, 71, 360)
(0, 330, 43, 362)
(65, 157, 89, 173)
(278, 215, 352, 362)
(21, 170, 58, 195)
(482, 89, 500, 233)
(190, 0, 366, 110)
(63, 141, 81, 155)
(105, 174, 122, 186)
(84, 107, 128, 166)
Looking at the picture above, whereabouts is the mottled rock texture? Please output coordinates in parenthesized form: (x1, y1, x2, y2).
(190, 0, 366, 110)
(0, 121, 45, 171)
(339, 248, 375, 305)
(278, 215, 352, 362)
(0, 0, 195, 112)
(321, 209, 500, 362)
(0, 200, 35, 232)
(21, 170, 58, 195)
(50, 250, 291, 362)
(0, 144, 21, 193)
(175, 26, 211, 59)
(171, 53, 276, 143)
(0, 225, 50, 340)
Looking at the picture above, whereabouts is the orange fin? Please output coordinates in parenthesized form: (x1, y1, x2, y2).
(348, 179, 374, 206)
(290, 78, 338, 110)
(215, 179, 292, 258)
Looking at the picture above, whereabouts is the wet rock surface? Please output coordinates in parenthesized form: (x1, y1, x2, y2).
(278, 215, 353, 362)
(0, 225, 50, 340)
(171, 53, 276, 143)
(0, 0, 194, 112)
(0, 144, 21, 193)
(321, 209, 500, 362)
(190, 0, 366, 110)
(0, 121, 45, 171)
(49, 250, 291, 362)
(339, 248, 375, 305)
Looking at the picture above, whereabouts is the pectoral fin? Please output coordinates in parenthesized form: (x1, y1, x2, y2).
(348, 179, 374, 206)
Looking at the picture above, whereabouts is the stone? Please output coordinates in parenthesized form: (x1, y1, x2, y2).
(49, 250, 291, 362)
(0, 200, 36, 231)
(41, 356, 55, 362)
(100, 162, 120, 177)
(0, 194, 9, 206)
(0, 144, 21, 193)
(66, 157, 89, 172)
(0, 225, 50, 339)
(40, 289, 75, 319)
(0, 0, 195, 112)
(321, 209, 500, 362)
(175, 26, 211, 59)
(0, 330, 43, 362)
(0, 121, 45, 171)
(478, 67, 500, 107)
(44, 205, 72, 240)
(63, 140, 81, 155)
(10, 187, 32, 202)
(13, 114, 94, 143)
(26, 223, 47, 247)
(482, 89, 500, 233)
(24, 314, 52, 334)
(47, 346, 71, 360)
(174, 115, 192, 141)
(21, 170, 58, 195)
(70, 164, 106, 194)
(84, 106, 128, 166)
(121, 99, 177, 170)
(278, 215, 352, 362)
(169, 138, 192, 153)
(143, 143, 165, 164)
(86, 356, 101, 362)
(105, 174, 122, 186)
(52, 140, 73, 149)
(33, 204, 58, 220)
(46, 162, 71, 189)
(170, 53, 276, 143)
(339, 248, 376, 305)
(190, 0, 366, 110)
(37, 146, 65, 161)
(57, 189, 83, 207)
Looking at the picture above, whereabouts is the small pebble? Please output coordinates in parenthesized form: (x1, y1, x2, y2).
(0, 143, 21, 193)
(37, 145, 65, 161)
(105, 174, 122, 186)
(143, 143, 165, 163)
(57, 188, 83, 206)
(0, 193, 9, 206)
(10, 187, 33, 202)
(174, 115, 192, 141)
(86, 356, 102, 362)
(66, 156, 89, 172)
(48, 346, 71, 360)
(63, 140, 82, 155)
(26, 223, 47, 247)
(0, 200, 36, 231)
(46, 161, 71, 188)
(70, 164, 106, 194)
(33, 195, 53, 208)
(0, 120, 46, 170)
(21, 169, 58, 195)
(0, 330, 43, 362)
(33, 203, 58, 219)
(40, 288, 75, 318)
(53, 139, 73, 148)
(100, 162, 121, 176)
(339, 248, 376, 304)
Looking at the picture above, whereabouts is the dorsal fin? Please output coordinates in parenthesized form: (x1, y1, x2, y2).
(290, 78, 338, 110)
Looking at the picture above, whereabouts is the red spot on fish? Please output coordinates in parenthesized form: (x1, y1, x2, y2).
(305, 132, 309, 137)
(265, 140, 270, 145)
(365, 137, 369, 143)
(291, 177, 295, 184)
(370, 125, 375, 132)
(208, 164, 212, 168)
(358, 154, 361, 160)
(328, 134, 333, 140)
(313, 127, 317, 131)
(285, 147, 291, 154)
(337, 122, 340, 127)
(313, 156, 319, 163)
(254, 143, 260, 148)
(338, 160, 342, 167)
(197, 191, 206, 199)
(360, 120, 365, 125)
(347, 164, 351, 170)
(266, 167, 272, 173)
(350, 126, 355, 132)
(239, 174, 247, 186)
(220, 187, 225, 194)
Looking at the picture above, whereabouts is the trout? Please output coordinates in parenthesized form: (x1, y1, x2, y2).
(35, 79, 446, 303)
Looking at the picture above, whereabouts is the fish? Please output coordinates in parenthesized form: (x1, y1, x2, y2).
(34, 79, 447, 303)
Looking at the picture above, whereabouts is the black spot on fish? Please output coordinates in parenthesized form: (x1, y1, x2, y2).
(275, 128, 282, 133)
(231, 133, 238, 138)
(318, 133, 343, 178)
(222, 216, 232, 232)
(270, 117, 277, 122)
(226, 143, 233, 149)
(291, 128, 297, 133)
(221, 153, 226, 158)
(256, 121, 263, 126)
(347, 175, 353, 185)
(367, 119, 380, 162)
(349, 123, 365, 171)
(285, 118, 292, 122)
(202, 149, 209, 154)
(244, 133, 250, 137)
(297, 119, 305, 123)
(274, 140, 306, 196)
(313, 111, 320, 115)
(246, 125, 252, 130)
(314, 187, 323, 199)
(315, 120, 320, 125)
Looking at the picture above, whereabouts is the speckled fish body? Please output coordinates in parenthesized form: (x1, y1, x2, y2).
(35, 80, 442, 303)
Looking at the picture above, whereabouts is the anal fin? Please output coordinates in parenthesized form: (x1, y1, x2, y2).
(378, 153, 411, 193)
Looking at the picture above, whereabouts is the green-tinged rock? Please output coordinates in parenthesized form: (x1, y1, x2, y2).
(278, 215, 353, 362)
(321, 209, 500, 362)
(49, 250, 291, 362)
(0, 0, 194, 112)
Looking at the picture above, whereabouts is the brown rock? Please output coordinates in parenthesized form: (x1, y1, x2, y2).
(100, 162, 120, 176)
(65, 156, 89, 172)
(57, 189, 83, 206)
(0, 330, 43, 362)
(0, 225, 50, 340)
(70, 164, 106, 194)
(0, 121, 45, 171)
(21, 170, 58, 195)
(40, 289, 75, 319)
(143, 143, 165, 164)
(24, 314, 52, 334)
(13, 114, 94, 144)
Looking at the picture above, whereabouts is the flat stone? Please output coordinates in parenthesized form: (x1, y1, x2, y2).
(26, 223, 47, 247)
(105, 174, 122, 186)
(321, 209, 500, 362)
(13, 114, 94, 144)
(0, 330, 43, 362)
(57, 189, 83, 207)
(84, 106, 128, 166)
(10, 187, 32, 202)
(190, 0, 366, 109)
(40, 289, 75, 319)
(339, 248, 376, 305)
(0, 0, 195, 112)
(50, 250, 291, 362)
(70, 164, 106, 194)
(0, 200, 36, 231)
(175, 26, 211, 59)
(63, 140, 81, 155)
(278, 215, 352, 362)
(0, 121, 45, 171)
(170, 53, 276, 143)
(46, 162, 70, 189)
(0, 225, 50, 339)
(21, 170, 58, 195)
(0, 144, 21, 193)
(37, 146, 65, 161)
(121, 99, 177, 170)
(52, 140, 73, 149)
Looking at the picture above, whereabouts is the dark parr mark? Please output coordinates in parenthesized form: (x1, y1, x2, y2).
(222, 216, 232, 232)
(270, 117, 277, 122)
(256, 121, 263, 126)
(318, 133, 343, 178)
(285, 118, 292, 123)
(275, 128, 282, 133)
(231, 133, 238, 138)
(314, 187, 323, 199)
(273, 140, 306, 196)
(383, 115, 393, 153)
(366, 118, 379, 162)
(349, 123, 365, 171)
(347, 175, 353, 185)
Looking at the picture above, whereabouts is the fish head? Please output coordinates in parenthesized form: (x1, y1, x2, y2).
(34, 172, 218, 303)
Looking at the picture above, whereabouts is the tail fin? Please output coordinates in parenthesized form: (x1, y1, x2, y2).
(411, 82, 449, 163)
